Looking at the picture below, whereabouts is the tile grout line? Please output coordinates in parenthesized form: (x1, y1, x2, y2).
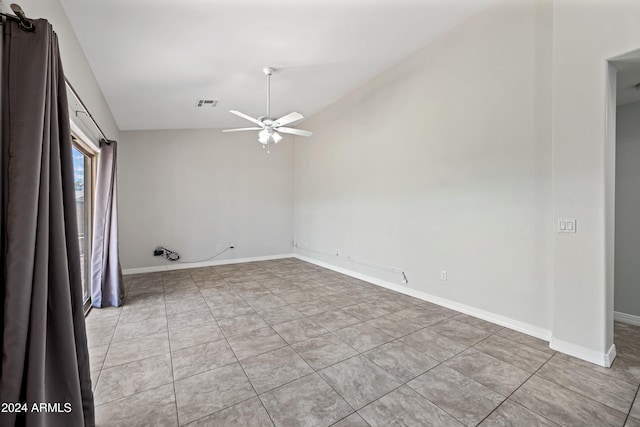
(474, 352, 568, 426)
(93, 383, 179, 413)
(195, 270, 279, 427)
(622, 380, 640, 426)
(279, 302, 461, 422)
(344, 322, 500, 427)
(89, 299, 124, 403)
(163, 271, 181, 427)
(363, 317, 551, 426)
(284, 338, 360, 418)
(243, 273, 356, 424)
(237, 270, 386, 423)
(92, 278, 172, 408)
(219, 272, 280, 427)
(392, 323, 510, 426)
(183, 395, 258, 426)
(171, 270, 240, 425)
(91, 276, 155, 407)
(221, 271, 483, 425)
(532, 352, 640, 419)
(343, 318, 463, 424)
(446, 322, 558, 425)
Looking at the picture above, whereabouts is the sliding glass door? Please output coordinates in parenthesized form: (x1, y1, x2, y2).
(72, 139, 96, 309)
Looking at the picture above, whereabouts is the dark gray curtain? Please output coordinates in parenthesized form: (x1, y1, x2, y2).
(0, 19, 94, 427)
(91, 140, 124, 307)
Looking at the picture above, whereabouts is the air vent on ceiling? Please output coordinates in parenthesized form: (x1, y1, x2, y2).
(196, 99, 219, 107)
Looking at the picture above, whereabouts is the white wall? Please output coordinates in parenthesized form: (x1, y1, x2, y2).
(614, 101, 640, 318)
(17, 0, 640, 365)
(550, 0, 640, 364)
(294, 0, 553, 333)
(118, 130, 294, 270)
(12, 0, 119, 141)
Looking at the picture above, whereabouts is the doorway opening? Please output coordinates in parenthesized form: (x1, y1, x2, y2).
(608, 48, 640, 363)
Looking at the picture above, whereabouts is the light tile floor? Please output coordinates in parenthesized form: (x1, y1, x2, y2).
(86, 258, 640, 426)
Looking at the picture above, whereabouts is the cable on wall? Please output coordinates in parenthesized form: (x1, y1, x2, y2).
(295, 244, 408, 284)
(176, 245, 235, 264)
(154, 246, 180, 261)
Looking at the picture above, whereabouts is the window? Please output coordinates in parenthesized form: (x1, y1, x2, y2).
(71, 135, 97, 311)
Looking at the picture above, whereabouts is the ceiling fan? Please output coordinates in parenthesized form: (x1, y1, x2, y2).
(222, 67, 313, 153)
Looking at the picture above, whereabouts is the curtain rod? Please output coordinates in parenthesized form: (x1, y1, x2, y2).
(1, 3, 114, 146)
(65, 78, 114, 145)
(0, 4, 35, 32)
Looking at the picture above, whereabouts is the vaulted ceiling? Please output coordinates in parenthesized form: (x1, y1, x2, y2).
(61, 0, 497, 130)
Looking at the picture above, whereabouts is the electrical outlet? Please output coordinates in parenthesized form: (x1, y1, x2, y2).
(440, 270, 447, 281)
(229, 243, 235, 249)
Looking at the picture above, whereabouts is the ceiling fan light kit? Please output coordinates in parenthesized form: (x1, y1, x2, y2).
(222, 67, 313, 153)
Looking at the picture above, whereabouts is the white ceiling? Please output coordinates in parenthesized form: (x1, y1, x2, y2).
(60, 0, 496, 130)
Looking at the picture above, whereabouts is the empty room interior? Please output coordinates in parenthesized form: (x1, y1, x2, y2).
(1, 0, 640, 426)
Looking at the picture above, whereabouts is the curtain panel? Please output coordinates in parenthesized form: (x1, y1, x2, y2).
(0, 18, 95, 427)
(91, 140, 124, 308)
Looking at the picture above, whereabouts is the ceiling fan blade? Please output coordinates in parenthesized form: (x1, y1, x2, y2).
(222, 127, 263, 133)
(274, 112, 304, 127)
(278, 127, 313, 137)
(229, 110, 264, 127)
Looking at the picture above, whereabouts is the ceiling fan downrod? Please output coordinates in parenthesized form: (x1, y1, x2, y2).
(263, 67, 274, 117)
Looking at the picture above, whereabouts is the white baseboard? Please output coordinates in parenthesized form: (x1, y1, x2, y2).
(606, 344, 617, 367)
(614, 311, 640, 327)
(122, 253, 295, 275)
(550, 338, 616, 368)
(294, 254, 552, 342)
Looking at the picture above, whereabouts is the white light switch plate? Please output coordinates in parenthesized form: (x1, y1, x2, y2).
(558, 219, 577, 233)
